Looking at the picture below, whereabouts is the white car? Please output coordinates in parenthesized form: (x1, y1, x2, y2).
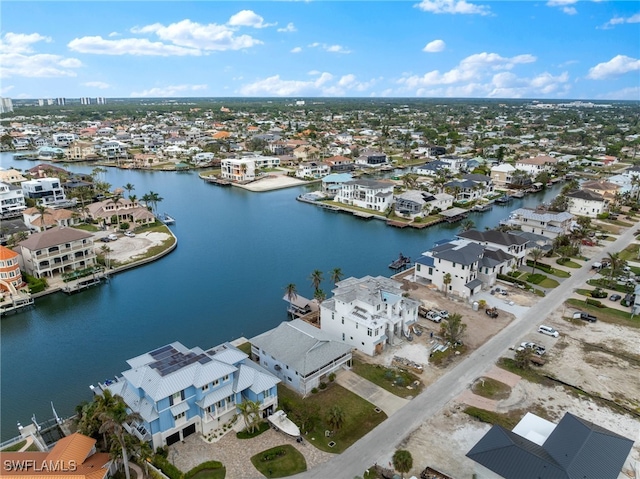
(438, 310, 449, 319)
(107, 233, 118, 241)
(124, 231, 135, 237)
(426, 311, 442, 323)
(538, 325, 559, 337)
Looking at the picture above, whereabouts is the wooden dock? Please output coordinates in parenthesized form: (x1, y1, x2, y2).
(62, 277, 103, 294)
(205, 177, 231, 186)
(387, 220, 410, 228)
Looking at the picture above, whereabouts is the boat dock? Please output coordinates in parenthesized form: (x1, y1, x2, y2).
(62, 277, 103, 294)
(205, 176, 231, 186)
(0, 297, 35, 317)
(389, 253, 411, 270)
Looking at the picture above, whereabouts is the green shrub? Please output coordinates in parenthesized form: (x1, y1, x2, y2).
(586, 298, 604, 308)
(184, 461, 224, 479)
(319, 382, 327, 390)
(152, 455, 183, 479)
(526, 274, 547, 285)
(591, 288, 607, 298)
(597, 212, 609, 219)
(311, 387, 318, 394)
(328, 373, 336, 382)
(497, 273, 528, 288)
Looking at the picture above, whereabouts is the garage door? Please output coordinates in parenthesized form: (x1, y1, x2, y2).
(183, 423, 196, 438)
(166, 432, 180, 446)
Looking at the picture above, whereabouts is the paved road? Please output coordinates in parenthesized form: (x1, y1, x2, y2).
(296, 225, 638, 478)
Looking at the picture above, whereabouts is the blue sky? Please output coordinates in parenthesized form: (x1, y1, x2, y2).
(2, 1, 639, 100)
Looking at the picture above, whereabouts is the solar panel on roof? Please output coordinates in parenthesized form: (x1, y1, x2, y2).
(198, 356, 212, 365)
(149, 344, 174, 359)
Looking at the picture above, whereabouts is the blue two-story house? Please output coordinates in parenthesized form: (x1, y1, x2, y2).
(96, 341, 280, 449)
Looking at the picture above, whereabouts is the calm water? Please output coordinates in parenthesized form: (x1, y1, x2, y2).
(0, 152, 559, 440)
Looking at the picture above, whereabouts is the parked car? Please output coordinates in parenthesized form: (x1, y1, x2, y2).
(538, 325, 559, 337)
(426, 311, 442, 323)
(100, 237, 111, 243)
(124, 231, 135, 237)
(573, 311, 597, 323)
(609, 294, 622, 302)
(107, 233, 118, 241)
(438, 310, 449, 319)
(485, 307, 499, 318)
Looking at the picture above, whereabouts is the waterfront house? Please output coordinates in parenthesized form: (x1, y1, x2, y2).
(0, 432, 113, 479)
(66, 140, 99, 161)
(457, 230, 529, 266)
(394, 190, 431, 217)
(466, 412, 634, 479)
(580, 180, 621, 201)
(414, 160, 449, 176)
(355, 149, 387, 166)
(413, 239, 484, 299)
(22, 178, 76, 209)
(295, 161, 331, 179)
(250, 319, 352, 396)
(439, 155, 467, 173)
(98, 341, 279, 449)
(321, 173, 353, 196)
(490, 163, 516, 187)
(0, 181, 26, 218)
(334, 179, 394, 212)
(23, 207, 80, 232)
(515, 155, 558, 176)
(16, 227, 96, 279)
(0, 244, 23, 293)
(220, 158, 255, 182)
(501, 208, 574, 239)
(0, 168, 27, 184)
(325, 155, 355, 172)
(86, 199, 155, 228)
(320, 276, 419, 356)
(566, 190, 608, 218)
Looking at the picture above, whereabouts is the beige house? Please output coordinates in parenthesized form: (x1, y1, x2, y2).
(0, 168, 27, 184)
(86, 198, 155, 227)
(515, 155, 558, 175)
(490, 163, 516, 187)
(581, 180, 621, 200)
(16, 227, 97, 278)
(293, 145, 320, 161)
(66, 140, 99, 161)
(23, 207, 81, 232)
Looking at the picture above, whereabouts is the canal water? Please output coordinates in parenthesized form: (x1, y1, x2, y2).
(0, 152, 559, 440)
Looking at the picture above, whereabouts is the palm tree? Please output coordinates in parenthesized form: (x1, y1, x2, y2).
(237, 399, 262, 434)
(310, 269, 323, 293)
(442, 273, 452, 298)
(392, 449, 413, 478)
(284, 283, 298, 319)
(439, 313, 466, 345)
(314, 289, 326, 303)
(148, 191, 163, 216)
(123, 183, 135, 199)
(326, 405, 345, 431)
(329, 267, 344, 285)
(131, 437, 153, 478)
(529, 248, 544, 274)
(98, 396, 142, 479)
(100, 244, 112, 270)
(460, 219, 475, 232)
(34, 203, 48, 232)
(607, 252, 622, 286)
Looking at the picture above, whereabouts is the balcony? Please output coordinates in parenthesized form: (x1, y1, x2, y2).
(124, 421, 151, 442)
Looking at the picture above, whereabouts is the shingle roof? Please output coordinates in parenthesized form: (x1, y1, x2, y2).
(18, 227, 93, 251)
(565, 189, 605, 201)
(458, 229, 529, 247)
(432, 241, 484, 265)
(467, 412, 634, 479)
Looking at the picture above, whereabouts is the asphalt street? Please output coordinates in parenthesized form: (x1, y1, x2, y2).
(296, 224, 638, 479)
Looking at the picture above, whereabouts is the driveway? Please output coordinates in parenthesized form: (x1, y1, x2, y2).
(335, 369, 409, 417)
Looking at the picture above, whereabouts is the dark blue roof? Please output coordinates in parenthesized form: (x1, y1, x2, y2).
(415, 256, 434, 267)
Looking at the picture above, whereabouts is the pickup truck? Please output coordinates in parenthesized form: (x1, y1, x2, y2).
(573, 311, 597, 323)
(426, 311, 442, 323)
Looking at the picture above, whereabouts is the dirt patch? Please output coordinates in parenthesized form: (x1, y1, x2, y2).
(101, 232, 171, 263)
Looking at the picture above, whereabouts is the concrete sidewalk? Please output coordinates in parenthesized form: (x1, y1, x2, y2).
(335, 369, 409, 417)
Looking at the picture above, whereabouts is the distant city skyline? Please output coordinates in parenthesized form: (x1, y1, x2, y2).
(2, 1, 639, 100)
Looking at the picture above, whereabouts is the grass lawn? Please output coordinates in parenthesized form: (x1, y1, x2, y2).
(464, 405, 554, 430)
(351, 359, 423, 398)
(524, 274, 559, 288)
(190, 468, 226, 479)
(619, 243, 640, 262)
(471, 377, 511, 400)
(250, 445, 306, 478)
(323, 200, 383, 217)
(278, 384, 387, 453)
(598, 223, 621, 235)
(73, 223, 100, 232)
(235, 341, 252, 355)
(565, 299, 638, 328)
(497, 358, 555, 386)
(556, 258, 581, 268)
(1, 440, 26, 452)
(236, 421, 269, 439)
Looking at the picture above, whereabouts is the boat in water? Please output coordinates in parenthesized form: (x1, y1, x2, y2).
(389, 252, 411, 270)
(158, 212, 175, 224)
(495, 195, 512, 204)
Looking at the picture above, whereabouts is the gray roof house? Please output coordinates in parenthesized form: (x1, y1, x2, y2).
(467, 412, 634, 479)
(250, 319, 352, 396)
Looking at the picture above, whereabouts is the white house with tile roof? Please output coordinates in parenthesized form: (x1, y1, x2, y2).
(334, 179, 394, 212)
(250, 319, 352, 396)
(320, 276, 420, 356)
(98, 341, 280, 449)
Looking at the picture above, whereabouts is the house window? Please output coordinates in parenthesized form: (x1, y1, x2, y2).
(201, 384, 209, 392)
(341, 318, 344, 324)
(223, 375, 229, 382)
(416, 264, 421, 272)
(169, 390, 184, 406)
(206, 406, 214, 414)
(367, 328, 372, 337)
(264, 389, 271, 398)
(342, 333, 345, 341)
(173, 411, 186, 421)
(428, 267, 433, 275)
(212, 379, 219, 387)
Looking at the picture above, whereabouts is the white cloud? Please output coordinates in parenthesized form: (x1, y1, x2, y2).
(291, 46, 302, 53)
(308, 42, 351, 54)
(83, 81, 110, 89)
(587, 55, 640, 79)
(399, 52, 536, 88)
(227, 10, 274, 28)
(277, 23, 297, 33)
(0, 85, 14, 95)
(0, 32, 51, 54)
(414, 0, 491, 15)
(598, 86, 640, 101)
(546, 0, 578, 15)
(68, 36, 201, 56)
(602, 13, 640, 29)
(130, 84, 208, 97)
(108, 32, 120, 38)
(239, 72, 377, 96)
(423, 39, 446, 53)
(132, 19, 263, 51)
(1, 52, 82, 78)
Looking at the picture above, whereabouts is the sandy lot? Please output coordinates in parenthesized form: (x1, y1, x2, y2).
(234, 173, 308, 192)
(98, 231, 171, 264)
